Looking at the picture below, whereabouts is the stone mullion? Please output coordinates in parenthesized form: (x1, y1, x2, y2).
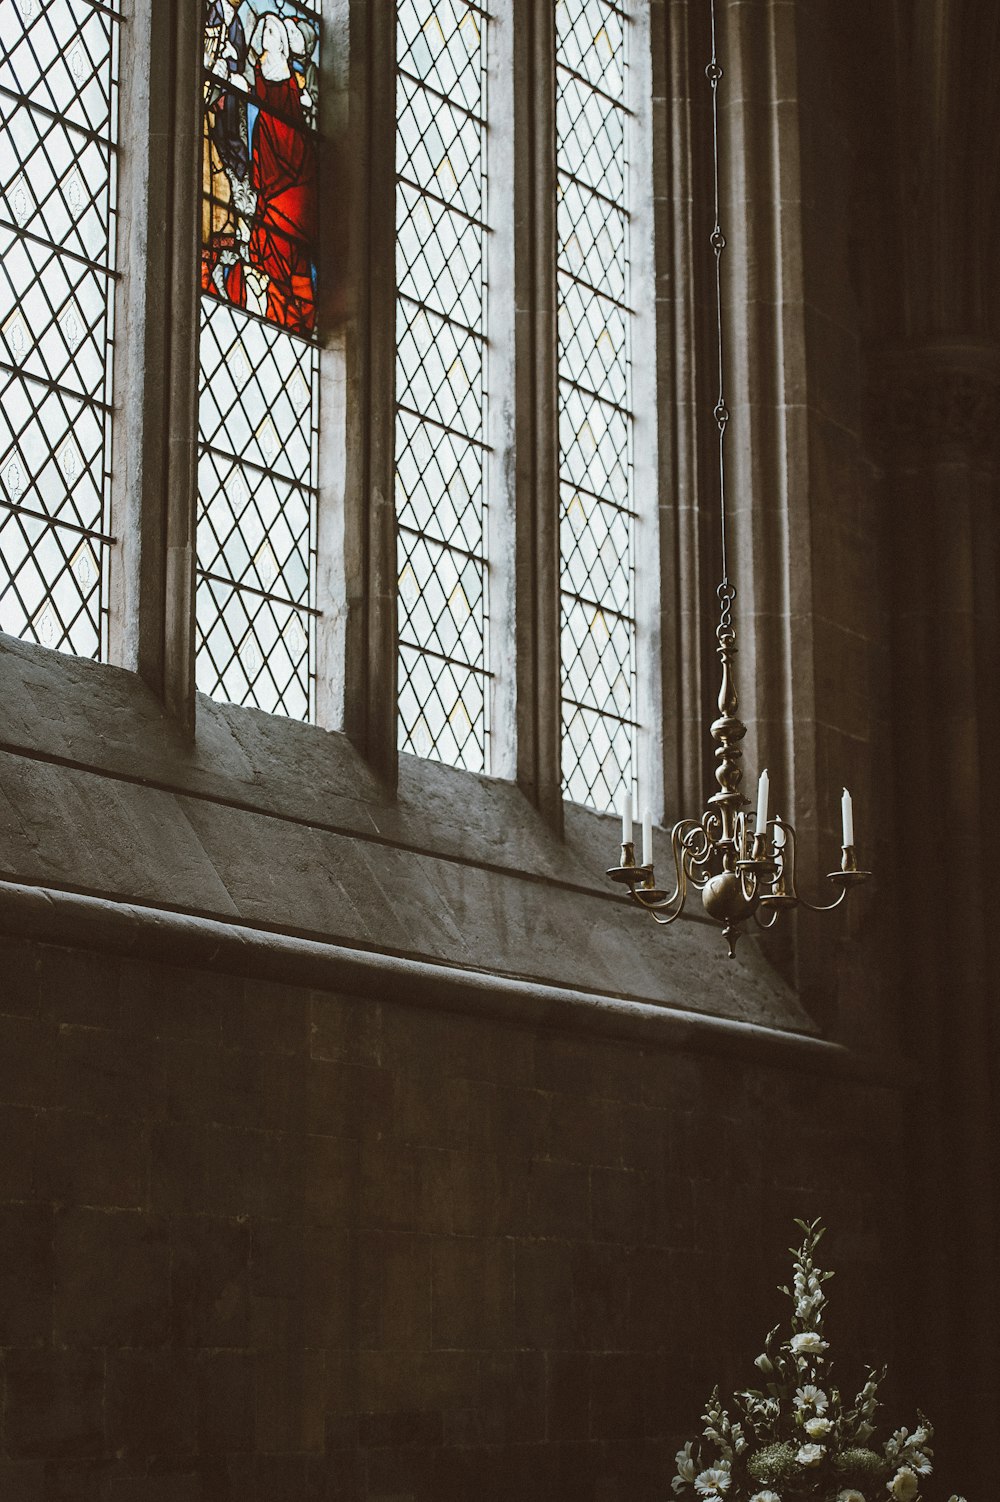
(339, 0, 398, 785)
(628, 0, 665, 827)
(512, 0, 562, 829)
(109, 1, 201, 737)
(482, 6, 518, 783)
(654, 0, 708, 824)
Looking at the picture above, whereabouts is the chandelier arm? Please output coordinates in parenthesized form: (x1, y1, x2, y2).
(629, 824, 692, 917)
(630, 884, 686, 918)
(752, 903, 782, 931)
(680, 824, 721, 891)
(777, 816, 796, 896)
(645, 903, 689, 927)
(634, 892, 689, 926)
(680, 819, 715, 874)
(778, 821, 850, 912)
(795, 888, 849, 915)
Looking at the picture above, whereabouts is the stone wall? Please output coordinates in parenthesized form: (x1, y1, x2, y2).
(0, 927, 906, 1501)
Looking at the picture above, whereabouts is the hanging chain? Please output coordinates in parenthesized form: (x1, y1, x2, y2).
(707, 0, 733, 643)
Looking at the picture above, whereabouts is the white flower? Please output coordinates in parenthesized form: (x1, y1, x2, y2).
(750, 1493, 782, 1502)
(796, 1444, 826, 1468)
(794, 1385, 829, 1413)
(805, 1416, 833, 1438)
(790, 1332, 829, 1356)
(675, 1446, 698, 1483)
(754, 1353, 774, 1375)
(889, 1470, 920, 1502)
(838, 1491, 867, 1502)
(909, 1453, 932, 1477)
(695, 1468, 732, 1496)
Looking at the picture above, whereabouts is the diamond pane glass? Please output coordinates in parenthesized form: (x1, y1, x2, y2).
(196, 0, 321, 721)
(395, 1, 491, 773)
(0, 0, 120, 658)
(557, 0, 636, 813)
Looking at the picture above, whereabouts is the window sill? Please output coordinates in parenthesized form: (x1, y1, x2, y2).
(0, 634, 814, 1034)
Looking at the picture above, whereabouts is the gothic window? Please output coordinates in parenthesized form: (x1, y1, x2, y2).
(0, 0, 121, 658)
(394, 0, 492, 773)
(195, 0, 322, 721)
(556, 0, 636, 815)
(0, 0, 662, 828)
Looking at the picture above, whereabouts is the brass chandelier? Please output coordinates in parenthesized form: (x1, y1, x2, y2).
(606, 0, 870, 957)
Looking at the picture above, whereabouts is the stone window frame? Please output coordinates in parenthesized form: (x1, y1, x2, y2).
(4, 0, 804, 853)
(104, 3, 201, 735)
(346, 0, 673, 822)
(89, 0, 697, 830)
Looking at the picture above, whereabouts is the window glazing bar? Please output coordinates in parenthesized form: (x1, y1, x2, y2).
(555, 61, 635, 115)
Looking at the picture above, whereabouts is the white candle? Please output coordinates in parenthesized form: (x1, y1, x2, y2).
(773, 820, 785, 852)
(621, 791, 633, 846)
(841, 788, 854, 848)
(755, 768, 770, 832)
(642, 808, 653, 866)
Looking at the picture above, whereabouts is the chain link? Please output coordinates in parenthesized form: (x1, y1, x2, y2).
(716, 580, 736, 647)
(707, 0, 731, 604)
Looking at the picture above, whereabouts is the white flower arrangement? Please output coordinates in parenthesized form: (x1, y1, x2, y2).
(671, 1220, 966, 1502)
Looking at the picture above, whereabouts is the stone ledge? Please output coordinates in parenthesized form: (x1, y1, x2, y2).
(0, 634, 824, 1033)
(0, 634, 615, 896)
(0, 880, 909, 1084)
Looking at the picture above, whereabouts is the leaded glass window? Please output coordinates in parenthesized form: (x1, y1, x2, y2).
(0, 0, 121, 658)
(556, 0, 636, 814)
(395, 1, 491, 773)
(196, 0, 321, 721)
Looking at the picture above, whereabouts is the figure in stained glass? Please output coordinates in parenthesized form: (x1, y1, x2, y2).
(205, 2, 250, 181)
(202, 1, 319, 335)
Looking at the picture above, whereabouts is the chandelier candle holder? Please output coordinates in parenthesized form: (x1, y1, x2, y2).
(607, 586, 871, 957)
(605, 0, 870, 957)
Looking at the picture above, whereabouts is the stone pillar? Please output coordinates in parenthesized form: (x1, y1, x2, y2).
(870, 340, 1000, 1496)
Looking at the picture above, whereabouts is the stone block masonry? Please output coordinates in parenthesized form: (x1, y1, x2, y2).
(0, 929, 906, 1502)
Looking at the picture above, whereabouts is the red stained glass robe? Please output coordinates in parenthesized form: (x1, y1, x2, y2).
(247, 66, 317, 333)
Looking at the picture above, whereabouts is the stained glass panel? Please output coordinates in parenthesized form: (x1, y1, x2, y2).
(395, 1, 491, 773)
(196, 0, 321, 720)
(0, 0, 120, 658)
(556, 0, 636, 813)
(201, 0, 318, 335)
